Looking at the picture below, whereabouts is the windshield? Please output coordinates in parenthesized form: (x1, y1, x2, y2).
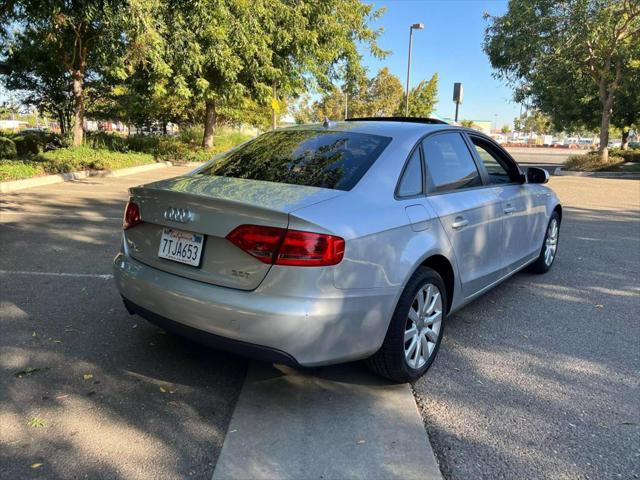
(198, 130, 391, 191)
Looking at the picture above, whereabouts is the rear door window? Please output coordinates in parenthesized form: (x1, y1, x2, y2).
(422, 132, 482, 193)
(199, 130, 391, 191)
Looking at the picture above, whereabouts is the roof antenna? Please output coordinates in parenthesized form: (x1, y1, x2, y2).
(323, 117, 334, 128)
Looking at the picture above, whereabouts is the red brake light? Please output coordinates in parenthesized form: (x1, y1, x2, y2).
(123, 201, 141, 230)
(226, 225, 286, 264)
(276, 230, 345, 266)
(226, 225, 345, 267)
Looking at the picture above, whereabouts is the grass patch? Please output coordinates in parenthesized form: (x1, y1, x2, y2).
(37, 147, 156, 171)
(0, 148, 155, 181)
(0, 129, 253, 181)
(0, 160, 47, 181)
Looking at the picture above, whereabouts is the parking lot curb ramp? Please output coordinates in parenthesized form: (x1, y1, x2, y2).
(0, 161, 203, 193)
(212, 362, 442, 480)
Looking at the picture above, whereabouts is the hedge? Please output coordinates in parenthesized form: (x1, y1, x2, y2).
(0, 137, 17, 159)
(609, 148, 640, 163)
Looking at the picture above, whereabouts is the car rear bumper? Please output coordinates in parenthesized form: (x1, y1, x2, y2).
(113, 252, 397, 366)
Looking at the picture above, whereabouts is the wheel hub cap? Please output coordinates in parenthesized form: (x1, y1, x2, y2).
(404, 283, 443, 369)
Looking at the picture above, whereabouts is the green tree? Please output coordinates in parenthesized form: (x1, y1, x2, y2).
(484, 0, 640, 161)
(2, 0, 163, 145)
(460, 119, 476, 128)
(367, 67, 404, 116)
(501, 124, 511, 134)
(161, 0, 384, 148)
(404, 73, 438, 117)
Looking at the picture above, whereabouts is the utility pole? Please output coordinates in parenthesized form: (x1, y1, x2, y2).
(344, 91, 348, 120)
(405, 23, 424, 117)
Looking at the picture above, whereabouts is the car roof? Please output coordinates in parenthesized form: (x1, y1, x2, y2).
(280, 120, 455, 144)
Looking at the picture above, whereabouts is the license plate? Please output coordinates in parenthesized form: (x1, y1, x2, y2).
(158, 228, 204, 267)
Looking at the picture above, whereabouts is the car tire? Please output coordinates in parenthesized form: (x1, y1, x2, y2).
(529, 211, 560, 274)
(365, 266, 447, 383)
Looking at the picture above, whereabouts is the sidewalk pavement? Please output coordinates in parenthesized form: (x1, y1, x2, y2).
(213, 362, 442, 480)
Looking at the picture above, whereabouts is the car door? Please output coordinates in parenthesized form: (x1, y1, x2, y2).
(422, 132, 504, 298)
(467, 134, 542, 273)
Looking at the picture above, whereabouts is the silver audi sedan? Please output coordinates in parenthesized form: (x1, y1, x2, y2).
(113, 118, 561, 382)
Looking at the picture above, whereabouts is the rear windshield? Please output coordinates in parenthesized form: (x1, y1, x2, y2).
(198, 130, 391, 190)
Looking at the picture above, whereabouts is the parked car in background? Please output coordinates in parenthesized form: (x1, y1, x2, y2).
(114, 118, 562, 382)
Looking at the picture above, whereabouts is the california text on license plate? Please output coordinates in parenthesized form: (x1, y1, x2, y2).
(158, 228, 204, 267)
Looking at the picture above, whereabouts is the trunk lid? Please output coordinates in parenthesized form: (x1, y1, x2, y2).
(124, 174, 343, 290)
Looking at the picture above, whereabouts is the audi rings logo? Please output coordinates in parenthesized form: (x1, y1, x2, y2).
(164, 207, 193, 223)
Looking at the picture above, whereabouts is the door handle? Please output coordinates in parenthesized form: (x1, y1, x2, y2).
(451, 217, 469, 229)
(503, 205, 516, 214)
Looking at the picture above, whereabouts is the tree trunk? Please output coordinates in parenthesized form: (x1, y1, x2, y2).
(202, 99, 216, 148)
(58, 111, 66, 136)
(598, 107, 610, 163)
(72, 69, 85, 146)
(621, 128, 629, 150)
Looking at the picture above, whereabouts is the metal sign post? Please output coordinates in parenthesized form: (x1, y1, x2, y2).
(453, 83, 463, 122)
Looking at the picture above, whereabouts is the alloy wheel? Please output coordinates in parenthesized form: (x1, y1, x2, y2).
(404, 283, 443, 369)
(544, 218, 559, 266)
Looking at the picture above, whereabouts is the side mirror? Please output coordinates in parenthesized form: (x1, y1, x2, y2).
(526, 167, 549, 184)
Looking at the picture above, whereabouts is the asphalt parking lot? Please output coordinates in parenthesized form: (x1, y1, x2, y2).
(414, 175, 640, 479)
(0, 167, 247, 479)
(1, 165, 639, 479)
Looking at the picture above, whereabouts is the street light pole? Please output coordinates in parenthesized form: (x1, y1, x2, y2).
(405, 23, 424, 117)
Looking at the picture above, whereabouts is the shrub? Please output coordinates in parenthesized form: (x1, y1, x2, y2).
(0, 137, 17, 159)
(12, 131, 65, 156)
(13, 134, 42, 156)
(85, 131, 129, 152)
(179, 126, 204, 145)
(126, 134, 160, 153)
(564, 152, 625, 171)
(609, 148, 640, 163)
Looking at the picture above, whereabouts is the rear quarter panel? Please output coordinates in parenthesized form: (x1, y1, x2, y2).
(289, 191, 456, 292)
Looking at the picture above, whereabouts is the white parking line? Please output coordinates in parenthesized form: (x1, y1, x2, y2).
(0, 270, 113, 279)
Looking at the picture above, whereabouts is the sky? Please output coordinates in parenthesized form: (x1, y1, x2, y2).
(362, 0, 520, 127)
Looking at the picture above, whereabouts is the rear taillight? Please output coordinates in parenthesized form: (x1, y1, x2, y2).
(226, 225, 345, 267)
(226, 225, 286, 264)
(123, 201, 141, 230)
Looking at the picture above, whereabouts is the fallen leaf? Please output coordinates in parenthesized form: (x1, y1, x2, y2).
(53, 340, 62, 344)
(356, 440, 366, 445)
(83, 374, 93, 381)
(31, 463, 43, 469)
(595, 304, 604, 308)
(159, 387, 167, 393)
(132, 324, 138, 329)
(32, 331, 37, 337)
(28, 417, 45, 428)
(168, 400, 180, 407)
(55, 395, 69, 400)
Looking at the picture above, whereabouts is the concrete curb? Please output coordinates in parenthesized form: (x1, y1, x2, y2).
(212, 362, 442, 480)
(553, 167, 640, 178)
(0, 160, 203, 193)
